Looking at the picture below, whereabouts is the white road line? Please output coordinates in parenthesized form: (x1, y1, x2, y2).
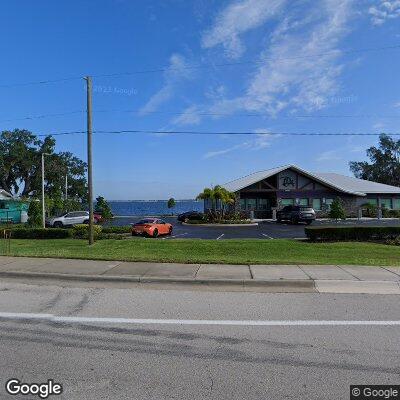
(216, 234, 225, 240)
(261, 233, 274, 239)
(0, 312, 399, 326)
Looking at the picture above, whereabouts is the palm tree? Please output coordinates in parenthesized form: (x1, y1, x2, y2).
(197, 185, 235, 219)
(196, 187, 216, 210)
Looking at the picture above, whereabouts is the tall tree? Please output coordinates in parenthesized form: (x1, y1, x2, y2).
(349, 134, 400, 186)
(0, 129, 87, 201)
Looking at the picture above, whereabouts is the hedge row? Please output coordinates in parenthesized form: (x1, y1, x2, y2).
(101, 225, 132, 234)
(1, 225, 133, 239)
(305, 226, 400, 241)
(9, 228, 72, 239)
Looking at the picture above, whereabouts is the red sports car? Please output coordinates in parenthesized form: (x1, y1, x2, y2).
(131, 218, 173, 238)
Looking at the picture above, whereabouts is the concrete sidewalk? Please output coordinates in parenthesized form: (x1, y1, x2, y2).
(0, 256, 399, 294)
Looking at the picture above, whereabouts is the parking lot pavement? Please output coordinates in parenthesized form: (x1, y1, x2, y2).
(107, 216, 400, 240)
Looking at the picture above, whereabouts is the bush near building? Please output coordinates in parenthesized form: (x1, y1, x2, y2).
(328, 198, 346, 220)
(305, 225, 400, 242)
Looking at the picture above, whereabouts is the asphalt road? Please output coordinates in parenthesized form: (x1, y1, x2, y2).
(107, 216, 400, 240)
(0, 280, 399, 399)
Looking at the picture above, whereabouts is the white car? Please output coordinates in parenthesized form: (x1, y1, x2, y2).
(48, 211, 91, 227)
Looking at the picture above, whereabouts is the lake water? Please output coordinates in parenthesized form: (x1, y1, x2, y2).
(108, 200, 203, 216)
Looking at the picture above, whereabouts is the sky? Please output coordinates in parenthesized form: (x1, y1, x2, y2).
(0, 0, 399, 200)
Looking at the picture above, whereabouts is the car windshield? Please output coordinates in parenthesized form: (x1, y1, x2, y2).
(136, 219, 155, 224)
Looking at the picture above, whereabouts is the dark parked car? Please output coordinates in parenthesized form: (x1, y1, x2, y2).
(276, 205, 316, 225)
(177, 211, 204, 222)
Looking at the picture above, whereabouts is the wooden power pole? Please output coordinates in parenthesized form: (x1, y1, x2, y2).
(84, 76, 94, 245)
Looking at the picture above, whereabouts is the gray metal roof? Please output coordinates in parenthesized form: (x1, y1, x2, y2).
(222, 165, 400, 196)
(0, 189, 14, 200)
(313, 172, 400, 195)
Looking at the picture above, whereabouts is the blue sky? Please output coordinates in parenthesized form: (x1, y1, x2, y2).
(1, 0, 399, 199)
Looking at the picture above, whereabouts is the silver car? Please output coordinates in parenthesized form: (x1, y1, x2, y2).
(48, 211, 90, 228)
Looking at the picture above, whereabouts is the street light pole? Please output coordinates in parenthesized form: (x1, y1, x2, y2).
(84, 76, 94, 245)
(65, 173, 68, 201)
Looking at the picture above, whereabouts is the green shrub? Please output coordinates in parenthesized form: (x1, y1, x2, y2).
(328, 198, 346, 220)
(72, 224, 102, 239)
(386, 236, 400, 246)
(101, 225, 132, 234)
(94, 196, 113, 220)
(10, 228, 72, 239)
(382, 209, 400, 218)
(185, 219, 251, 225)
(361, 203, 377, 218)
(0, 223, 26, 230)
(305, 226, 400, 242)
(27, 200, 42, 227)
(97, 232, 131, 240)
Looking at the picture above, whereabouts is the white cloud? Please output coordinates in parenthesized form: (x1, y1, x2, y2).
(394, 101, 400, 108)
(139, 54, 191, 114)
(316, 150, 342, 162)
(171, 106, 202, 125)
(201, 0, 286, 59)
(203, 129, 278, 159)
(209, 0, 354, 116)
(369, 0, 400, 25)
(373, 122, 385, 129)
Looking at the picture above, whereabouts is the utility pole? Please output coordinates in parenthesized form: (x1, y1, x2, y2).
(41, 153, 46, 228)
(84, 76, 94, 245)
(41, 152, 50, 228)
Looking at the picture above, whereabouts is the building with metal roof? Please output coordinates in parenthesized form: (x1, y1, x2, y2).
(219, 165, 400, 218)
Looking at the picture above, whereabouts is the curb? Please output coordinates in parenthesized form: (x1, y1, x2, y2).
(0, 270, 314, 290)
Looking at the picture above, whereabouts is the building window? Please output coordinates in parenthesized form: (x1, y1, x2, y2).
(380, 199, 392, 209)
(299, 198, 308, 206)
(258, 198, 269, 210)
(246, 199, 256, 210)
(393, 199, 400, 210)
(365, 199, 378, 206)
(312, 199, 321, 211)
(325, 198, 334, 210)
(281, 198, 294, 206)
(240, 199, 246, 210)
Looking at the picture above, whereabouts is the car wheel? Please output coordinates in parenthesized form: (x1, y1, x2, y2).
(131, 231, 137, 236)
(291, 217, 298, 225)
(53, 221, 63, 228)
(153, 229, 159, 238)
(168, 226, 173, 235)
(83, 219, 89, 224)
(276, 217, 282, 223)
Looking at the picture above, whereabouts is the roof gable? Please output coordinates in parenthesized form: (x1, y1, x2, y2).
(222, 165, 400, 196)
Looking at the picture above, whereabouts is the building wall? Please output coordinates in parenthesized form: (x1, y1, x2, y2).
(216, 168, 400, 218)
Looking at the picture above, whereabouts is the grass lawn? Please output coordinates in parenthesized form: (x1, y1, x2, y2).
(1, 238, 399, 266)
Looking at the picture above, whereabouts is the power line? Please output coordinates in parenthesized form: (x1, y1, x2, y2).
(0, 76, 82, 89)
(33, 129, 400, 137)
(1, 43, 400, 88)
(2, 108, 400, 124)
(91, 44, 400, 78)
(0, 110, 84, 123)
